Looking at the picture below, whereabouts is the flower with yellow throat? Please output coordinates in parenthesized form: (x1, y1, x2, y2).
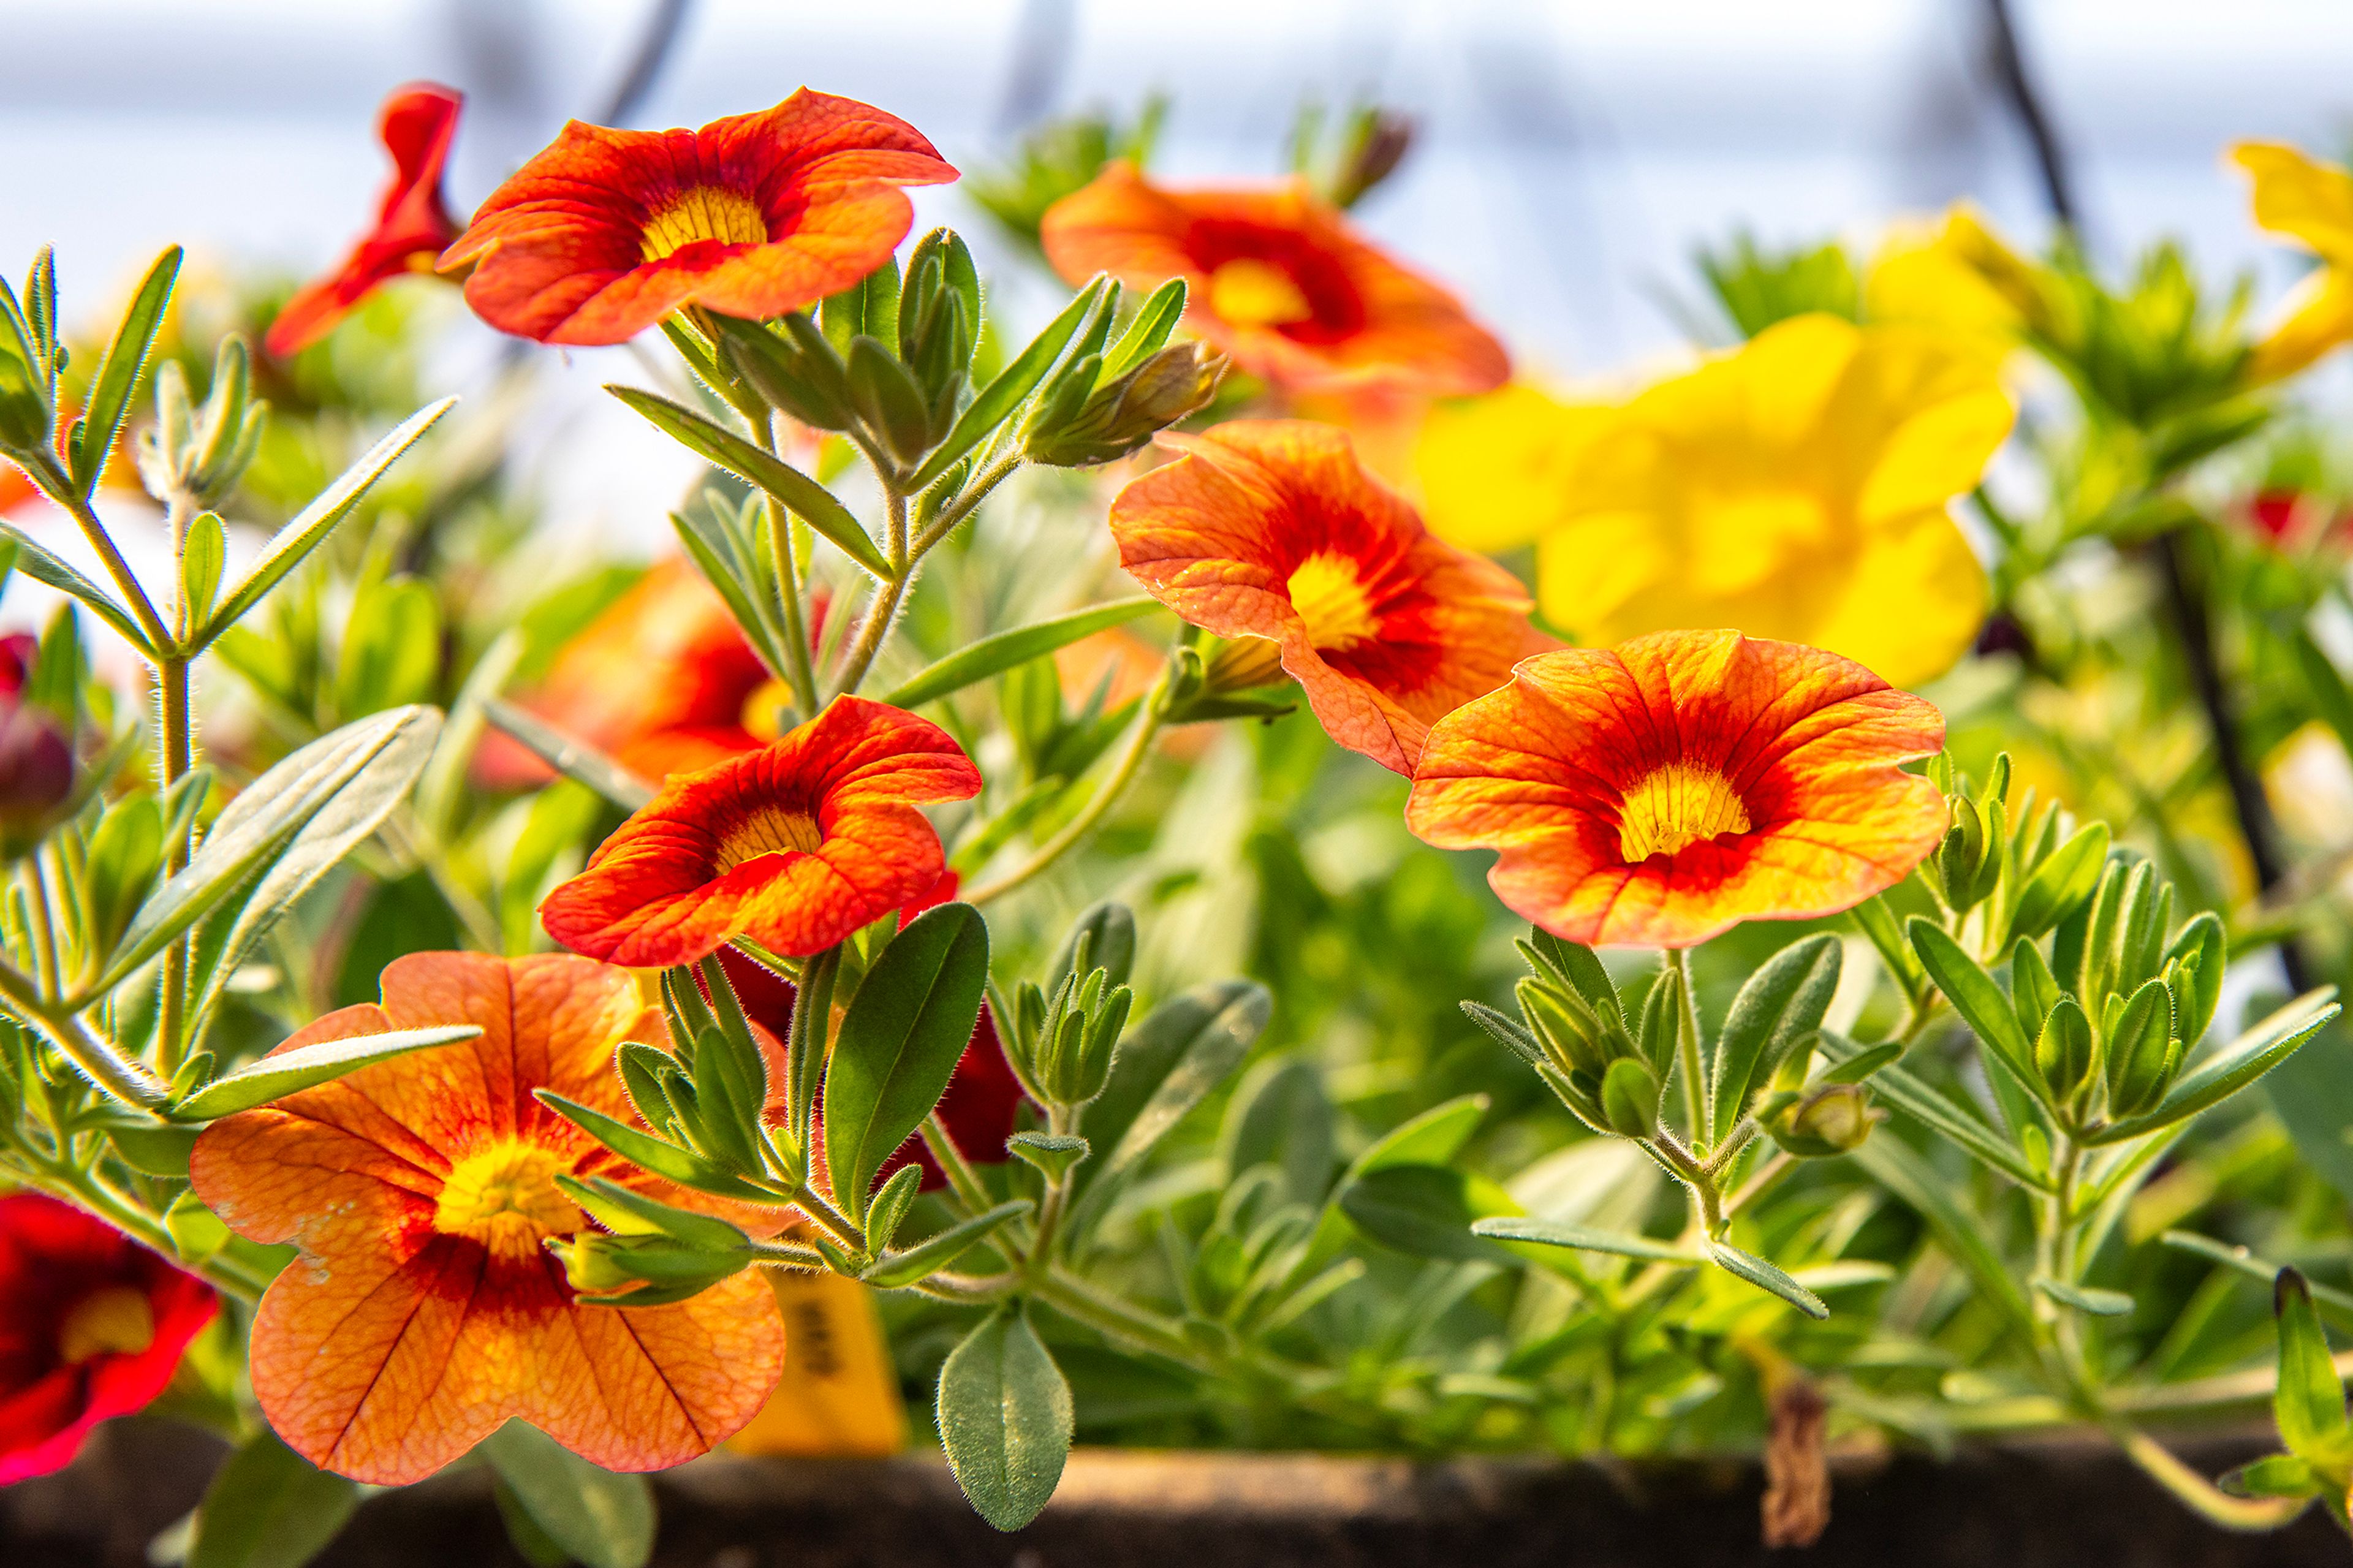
(2230, 142, 2353, 384)
(1417, 314, 2010, 689)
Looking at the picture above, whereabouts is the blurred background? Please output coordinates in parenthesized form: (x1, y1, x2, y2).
(6, 0, 2352, 543)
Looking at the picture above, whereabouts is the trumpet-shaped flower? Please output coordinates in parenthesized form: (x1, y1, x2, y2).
(475, 559, 780, 790)
(187, 952, 786, 1485)
(1406, 630, 1946, 949)
(1108, 420, 1542, 773)
(1863, 203, 2050, 362)
(539, 697, 980, 968)
(442, 90, 955, 345)
(1039, 164, 1507, 397)
(1443, 314, 2007, 689)
(0, 1194, 216, 1483)
(2232, 142, 2353, 383)
(265, 85, 464, 357)
(1414, 383, 1612, 555)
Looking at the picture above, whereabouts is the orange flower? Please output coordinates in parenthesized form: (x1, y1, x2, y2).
(476, 559, 781, 790)
(1405, 630, 1946, 949)
(1039, 163, 1506, 397)
(265, 85, 464, 358)
(539, 697, 980, 968)
(441, 90, 956, 345)
(186, 952, 786, 1483)
(1108, 420, 1540, 774)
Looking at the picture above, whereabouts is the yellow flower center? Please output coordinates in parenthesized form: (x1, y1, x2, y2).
(434, 1141, 581, 1254)
(718, 807, 824, 873)
(1286, 552, 1381, 652)
(641, 186, 769, 262)
(1617, 763, 1753, 862)
(1692, 489, 1834, 596)
(1208, 258, 1314, 328)
(57, 1286, 155, 1364)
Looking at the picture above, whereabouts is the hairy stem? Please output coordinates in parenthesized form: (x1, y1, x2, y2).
(965, 697, 1166, 906)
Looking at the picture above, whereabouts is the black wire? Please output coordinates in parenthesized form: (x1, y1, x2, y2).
(596, 0, 695, 127)
(1977, 0, 2077, 231)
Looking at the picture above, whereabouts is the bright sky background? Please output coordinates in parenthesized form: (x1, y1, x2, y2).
(4, 0, 2352, 562)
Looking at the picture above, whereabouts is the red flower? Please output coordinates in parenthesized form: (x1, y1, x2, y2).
(265, 85, 464, 358)
(441, 90, 957, 345)
(539, 697, 981, 968)
(0, 1194, 216, 1483)
(1040, 162, 1507, 397)
(1108, 419, 1544, 773)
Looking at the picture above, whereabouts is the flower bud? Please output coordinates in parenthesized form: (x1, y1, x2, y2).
(0, 340, 51, 455)
(1599, 1056, 1661, 1138)
(1767, 1084, 1881, 1157)
(2102, 977, 2178, 1118)
(1021, 343, 1226, 468)
(547, 1230, 748, 1303)
(1517, 977, 1611, 1079)
(0, 700, 74, 860)
(2033, 995, 2095, 1105)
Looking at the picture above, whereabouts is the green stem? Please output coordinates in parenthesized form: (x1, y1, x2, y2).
(964, 697, 1166, 907)
(911, 452, 1021, 558)
(1665, 948, 1706, 1143)
(0, 960, 166, 1108)
(921, 1112, 996, 1219)
(42, 465, 171, 654)
(2106, 1418, 2308, 1532)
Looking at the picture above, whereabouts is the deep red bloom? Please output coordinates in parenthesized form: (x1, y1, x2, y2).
(0, 1194, 216, 1483)
(265, 84, 464, 358)
(539, 697, 982, 967)
(441, 90, 956, 345)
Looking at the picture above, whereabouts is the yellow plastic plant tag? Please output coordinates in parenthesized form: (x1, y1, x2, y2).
(727, 1269, 908, 1458)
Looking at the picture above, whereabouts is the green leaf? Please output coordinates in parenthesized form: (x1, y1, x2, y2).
(2275, 1268, 2353, 1467)
(2218, 1453, 2321, 1501)
(2008, 821, 2109, 940)
(1849, 894, 1926, 999)
(822, 903, 990, 1219)
(1471, 1216, 1701, 1263)
(183, 509, 226, 627)
(906, 276, 1108, 493)
(1301, 1093, 1489, 1274)
(883, 597, 1161, 710)
(2090, 991, 2340, 1145)
(187, 1429, 359, 1568)
(1709, 933, 1840, 1142)
(169, 1025, 480, 1121)
(534, 1091, 771, 1202)
(1908, 918, 2047, 1104)
(1338, 1164, 1520, 1263)
(1815, 1030, 2049, 1189)
(74, 246, 179, 495)
(1851, 1134, 2037, 1333)
(97, 706, 441, 1002)
(1097, 278, 1188, 384)
(0, 520, 150, 651)
(1069, 979, 1269, 1221)
(478, 1421, 655, 1568)
(866, 1198, 1033, 1288)
(669, 498, 794, 680)
(1707, 1238, 1829, 1319)
(109, 1123, 200, 1177)
(2033, 1276, 2133, 1316)
(203, 398, 455, 641)
(607, 387, 891, 580)
(938, 1305, 1072, 1532)
(481, 697, 656, 811)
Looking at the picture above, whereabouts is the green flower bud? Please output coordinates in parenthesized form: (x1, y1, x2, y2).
(1599, 1057, 1661, 1139)
(0, 340, 51, 455)
(2034, 996, 2095, 1105)
(1518, 977, 1611, 1079)
(1768, 1084, 1881, 1157)
(2103, 977, 2178, 1118)
(548, 1230, 748, 1302)
(1021, 342, 1226, 468)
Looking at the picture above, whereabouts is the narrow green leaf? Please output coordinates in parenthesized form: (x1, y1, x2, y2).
(1710, 933, 1841, 1142)
(187, 1429, 358, 1568)
(906, 276, 1108, 493)
(480, 698, 656, 811)
(2009, 821, 2109, 940)
(534, 1091, 771, 1202)
(1908, 918, 2047, 1104)
(607, 387, 891, 579)
(1815, 1030, 2049, 1189)
(1849, 894, 1926, 998)
(1708, 1239, 1830, 1319)
(882, 597, 1161, 710)
(2218, 1453, 2321, 1501)
(1097, 278, 1187, 384)
(1337, 1164, 1521, 1263)
(866, 1199, 1033, 1288)
(74, 246, 179, 494)
(479, 1421, 655, 1568)
(203, 398, 455, 639)
(169, 1025, 479, 1121)
(2090, 992, 2340, 1145)
(0, 520, 152, 650)
(822, 903, 990, 1218)
(2275, 1268, 2353, 1466)
(1471, 1216, 1700, 1263)
(2032, 1276, 2134, 1316)
(1301, 1093, 1489, 1273)
(1070, 979, 1270, 1221)
(938, 1305, 1072, 1532)
(1851, 1134, 2037, 1332)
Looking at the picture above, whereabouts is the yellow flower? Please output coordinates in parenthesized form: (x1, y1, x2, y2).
(1420, 315, 2007, 689)
(2231, 142, 2353, 384)
(1863, 203, 2048, 362)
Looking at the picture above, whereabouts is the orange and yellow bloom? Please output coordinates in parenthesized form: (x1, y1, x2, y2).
(1040, 164, 1507, 398)
(187, 952, 786, 1484)
(441, 90, 955, 345)
(1418, 314, 2008, 689)
(2230, 142, 2353, 384)
(1405, 630, 1946, 949)
(539, 697, 981, 968)
(265, 84, 464, 358)
(1110, 420, 1542, 774)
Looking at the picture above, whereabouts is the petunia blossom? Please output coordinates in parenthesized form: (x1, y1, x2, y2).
(1108, 419, 1542, 774)
(538, 697, 981, 968)
(1404, 629, 1946, 950)
(441, 89, 956, 345)
(0, 1194, 216, 1483)
(1039, 162, 1506, 398)
(265, 84, 464, 357)
(187, 952, 787, 1485)
(2231, 142, 2353, 384)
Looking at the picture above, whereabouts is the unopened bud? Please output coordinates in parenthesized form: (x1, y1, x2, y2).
(1767, 1084, 1880, 1157)
(2033, 996, 2095, 1104)
(1599, 1057, 1661, 1139)
(0, 700, 73, 860)
(548, 1230, 748, 1303)
(1023, 343, 1226, 468)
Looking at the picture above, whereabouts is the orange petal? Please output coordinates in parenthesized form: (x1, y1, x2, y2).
(539, 697, 980, 965)
(1406, 630, 1945, 947)
(1110, 419, 1540, 773)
